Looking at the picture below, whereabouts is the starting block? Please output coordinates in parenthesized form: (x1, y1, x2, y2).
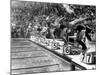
(63, 45, 72, 55)
(45, 39, 64, 50)
(82, 51, 96, 64)
(30, 36, 40, 42)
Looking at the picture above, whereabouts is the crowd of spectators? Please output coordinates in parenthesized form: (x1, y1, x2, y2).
(11, 1, 96, 43)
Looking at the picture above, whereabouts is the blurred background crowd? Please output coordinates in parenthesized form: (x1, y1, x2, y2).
(11, 0, 96, 42)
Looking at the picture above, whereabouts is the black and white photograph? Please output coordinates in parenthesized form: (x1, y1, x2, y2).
(11, 0, 96, 74)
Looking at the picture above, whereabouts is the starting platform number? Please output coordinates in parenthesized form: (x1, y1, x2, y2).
(63, 46, 71, 55)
